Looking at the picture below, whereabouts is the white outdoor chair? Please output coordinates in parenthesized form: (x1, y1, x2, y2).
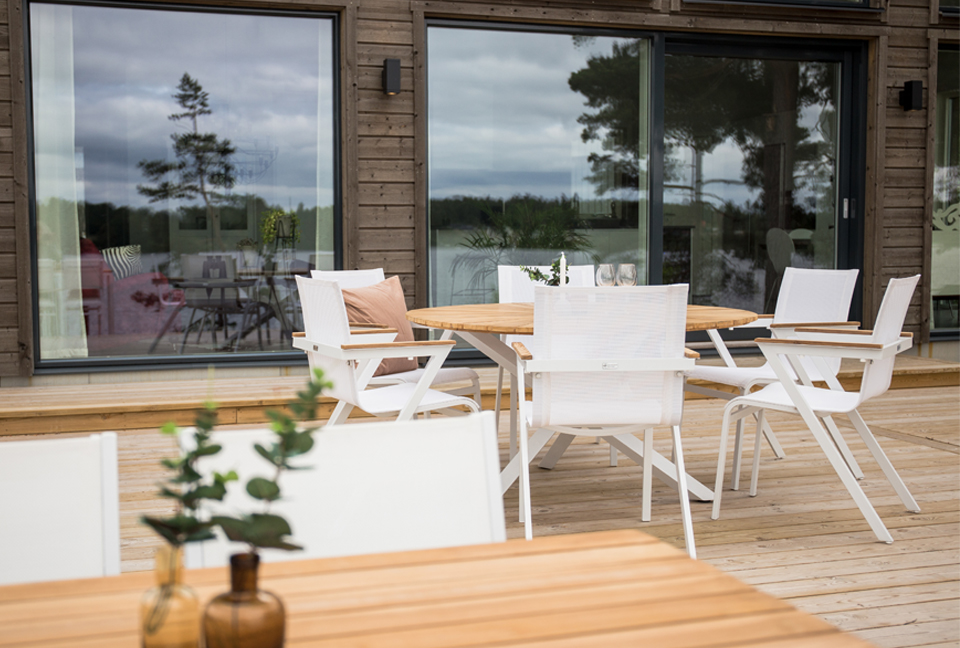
(293, 276, 480, 423)
(711, 275, 921, 543)
(0, 432, 120, 585)
(686, 267, 861, 488)
(495, 265, 595, 445)
(311, 268, 481, 406)
(183, 411, 505, 568)
(503, 284, 697, 557)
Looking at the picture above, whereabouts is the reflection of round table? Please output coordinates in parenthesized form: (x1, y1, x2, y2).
(407, 302, 758, 334)
(407, 302, 757, 502)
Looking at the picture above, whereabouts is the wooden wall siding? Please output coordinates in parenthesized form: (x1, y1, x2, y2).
(0, 0, 954, 377)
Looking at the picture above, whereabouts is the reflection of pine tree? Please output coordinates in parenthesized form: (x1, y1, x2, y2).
(138, 73, 236, 251)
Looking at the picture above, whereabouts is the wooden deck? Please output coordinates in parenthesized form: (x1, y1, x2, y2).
(1, 354, 957, 436)
(0, 366, 957, 647)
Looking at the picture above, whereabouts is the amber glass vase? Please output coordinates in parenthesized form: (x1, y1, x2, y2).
(203, 552, 285, 648)
(140, 545, 201, 648)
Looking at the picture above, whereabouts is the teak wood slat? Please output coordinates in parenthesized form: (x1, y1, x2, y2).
(0, 530, 875, 648)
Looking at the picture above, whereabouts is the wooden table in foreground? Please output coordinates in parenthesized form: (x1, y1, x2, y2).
(0, 530, 873, 648)
(407, 303, 758, 502)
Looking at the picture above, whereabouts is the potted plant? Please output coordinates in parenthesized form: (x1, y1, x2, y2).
(140, 403, 237, 648)
(259, 208, 300, 247)
(236, 237, 259, 269)
(201, 369, 330, 648)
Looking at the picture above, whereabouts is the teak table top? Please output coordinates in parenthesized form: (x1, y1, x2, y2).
(0, 530, 873, 647)
(407, 302, 758, 335)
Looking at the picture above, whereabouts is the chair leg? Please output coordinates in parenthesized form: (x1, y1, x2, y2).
(713, 403, 753, 520)
(823, 415, 864, 480)
(538, 433, 574, 470)
(610, 443, 618, 467)
(848, 409, 920, 512)
(495, 365, 504, 436)
(732, 416, 745, 491)
(749, 409, 764, 497)
(760, 416, 787, 459)
(642, 428, 653, 523)
(671, 425, 696, 559)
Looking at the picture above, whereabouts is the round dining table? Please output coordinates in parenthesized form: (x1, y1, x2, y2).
(406, 302, 759, 502)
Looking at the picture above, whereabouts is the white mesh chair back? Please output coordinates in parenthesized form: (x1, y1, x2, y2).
(774, 267, 858, 324)
(773, 267, 859, 378)
(295, 275, 360, 406)
(498, 265, 594, 348)
(183, 412, 505, 568)
(858, 275, 920, 403)
(529, 284, 688, 428)
(311, 268, 385, 289)
(0, 433, 120, 585)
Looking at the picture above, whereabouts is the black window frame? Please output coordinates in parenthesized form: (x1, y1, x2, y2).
(25, 0, 343, 374)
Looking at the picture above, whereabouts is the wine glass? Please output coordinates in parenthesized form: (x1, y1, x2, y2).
(616, 263, 638, 287)
(596, 264, 616, 287)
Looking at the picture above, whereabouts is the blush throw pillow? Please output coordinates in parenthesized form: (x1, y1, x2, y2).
(341, 275, 418, 376)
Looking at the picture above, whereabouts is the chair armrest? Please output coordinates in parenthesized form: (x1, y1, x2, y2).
(756, 337, 882, 350)
(684, 347, 700, 359)
(795, 327, 872, 336)
(769, 320, 860, 330)
(349, 321, 388, 329)
(512, 341, 533, 360)
(342, 339, 456, 350)
(731, 315, 774, 330)
(350, 327, 398, 336)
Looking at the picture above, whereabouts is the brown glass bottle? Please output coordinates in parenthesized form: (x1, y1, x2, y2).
(140, 545, 200, 648)
(203, 552, 285, 648)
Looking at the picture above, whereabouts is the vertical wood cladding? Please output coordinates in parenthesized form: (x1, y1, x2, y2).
(0, 0, 952, 376)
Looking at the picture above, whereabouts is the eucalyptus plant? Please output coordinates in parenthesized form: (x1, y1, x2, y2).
(520, 257, 564, 286)
(210, 369, 331, 553)
(141, 402, 237, 547)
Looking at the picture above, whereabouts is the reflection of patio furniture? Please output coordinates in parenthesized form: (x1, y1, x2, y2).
(0, 433, 120, 585)
(711, 275, 921, 544)
(764, 227, 794, 312)
(182, 411, 504, 567)
(932, 215, 959, 328)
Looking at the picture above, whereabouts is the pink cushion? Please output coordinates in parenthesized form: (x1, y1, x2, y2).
(341, 276, 417, 376)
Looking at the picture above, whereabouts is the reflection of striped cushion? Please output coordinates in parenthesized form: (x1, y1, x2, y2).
(102, 245, 143, 280)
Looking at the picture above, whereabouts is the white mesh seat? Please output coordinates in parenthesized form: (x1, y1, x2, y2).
(686, 267, 861, 488)
(711, 275, 921, 543)
(183, 412, 505, 568)
(0, 433, 120, 585)
(503, 284, 697, 557)
(312, 269, 481, 406)
(294, 276, 480, 423)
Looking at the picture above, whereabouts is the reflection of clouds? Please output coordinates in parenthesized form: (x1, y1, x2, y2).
(428, 27, 641, 198)
(59, 3, 334, 209)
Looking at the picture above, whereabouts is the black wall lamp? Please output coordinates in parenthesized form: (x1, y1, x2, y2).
(899, 80, 923, 111)
(382, 59, 401, 96)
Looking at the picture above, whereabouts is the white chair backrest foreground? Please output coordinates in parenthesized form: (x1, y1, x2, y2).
(183, 411, 505, 568)
(0, 433, 120, 585)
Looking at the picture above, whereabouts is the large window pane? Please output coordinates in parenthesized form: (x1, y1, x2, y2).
(428, 27, 651, 305)
(933, 47, 959, 330)
(663, 55, 840, 312)
(30, 4, 337, 362)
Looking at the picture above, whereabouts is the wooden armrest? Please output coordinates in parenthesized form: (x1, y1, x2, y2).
(796, 327, 871, 336)
(342, 340, 456, 350)
(349, 321, 388, 329)
(512, 341, 533, 360)
(756, 337, 882, 350)
(684, 347, 700, 359)
(292, 331, 305, 338)
(350, 327, 398, 335)
(757, 314, 775, 319)
(769, 321, 860, 329)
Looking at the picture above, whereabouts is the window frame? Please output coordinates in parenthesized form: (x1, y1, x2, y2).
(25, 0, 343, 373)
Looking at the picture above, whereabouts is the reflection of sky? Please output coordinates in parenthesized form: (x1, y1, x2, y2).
(44, 4, 335, 209)
(428, 29, 643, 201)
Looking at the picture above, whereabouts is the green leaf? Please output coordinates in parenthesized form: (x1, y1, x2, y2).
(254, 443, 279, 465)
(160, 422, 180, 436)
(211, 515, 249, 543)
(246, 477, 280, 501)
(194, 443, 222, 457)
(214, 470, 238, 484)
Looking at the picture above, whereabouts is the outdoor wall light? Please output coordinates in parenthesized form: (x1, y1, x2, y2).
(899, 80, 923, 111)
(382, 59, 401, 96)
